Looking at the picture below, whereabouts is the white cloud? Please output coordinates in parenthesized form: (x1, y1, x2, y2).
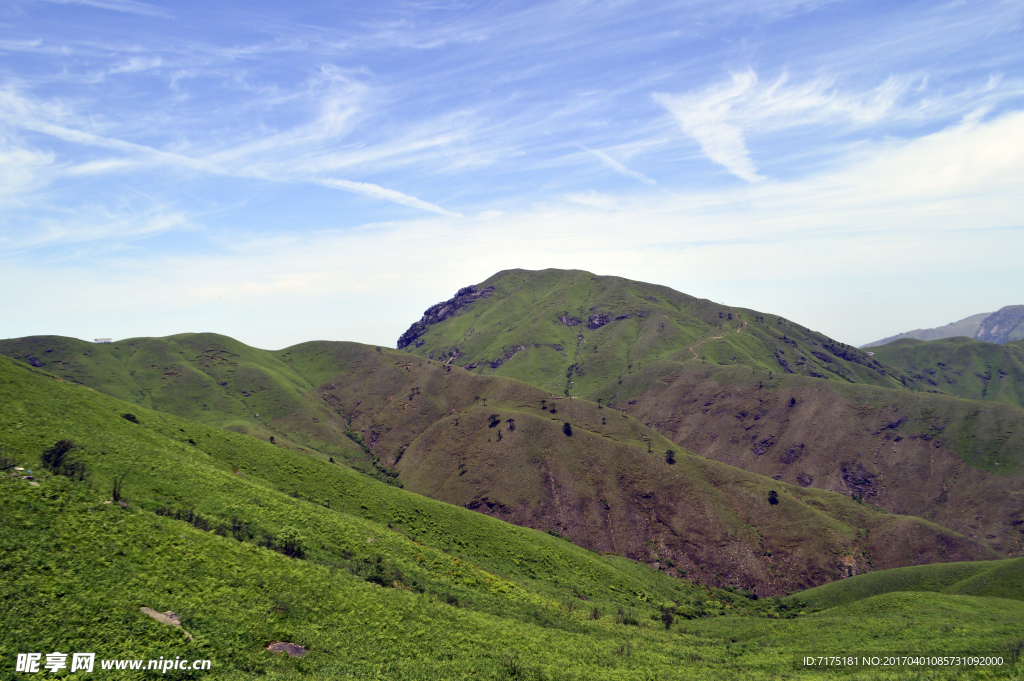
(0, 140, 54, 205)
(109, 56, 164, 74)
(582, 146, 656, 185)
(653, 70, 917, 182)
(0, 81, 461, 219)
(315, 178, 462, 216)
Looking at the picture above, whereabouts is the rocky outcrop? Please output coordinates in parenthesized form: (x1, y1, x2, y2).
(397, 286, 495, 349)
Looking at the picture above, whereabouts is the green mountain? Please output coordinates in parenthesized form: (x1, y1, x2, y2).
(869, 337, 1024, 408)
(396, 269, 1024, 558)
(4, 354, 1024, 678)
(396, 268, 916, 399)
(862, 312, 992, 348)
(2, 338, 1000, 596)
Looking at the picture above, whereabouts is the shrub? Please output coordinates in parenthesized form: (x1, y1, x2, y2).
(41, 440, 89, 481)
(562, 422, 572, 437)
(275, 527, 304, 558)
(665, 450, 676, 465)
(615, 608, 638, 626)
(0, 449, 16, 471)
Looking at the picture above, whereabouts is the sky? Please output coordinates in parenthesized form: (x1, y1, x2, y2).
(1, 0, 1023, 349)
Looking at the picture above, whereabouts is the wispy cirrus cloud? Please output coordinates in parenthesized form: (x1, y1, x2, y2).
(582, 146, 656, 185)
(0, 75, 463, 221)
(654, 70, 911, 182)
(314, 178, 462, 217)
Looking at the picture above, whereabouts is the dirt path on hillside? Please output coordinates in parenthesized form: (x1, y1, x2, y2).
(688, 321, 747, 359)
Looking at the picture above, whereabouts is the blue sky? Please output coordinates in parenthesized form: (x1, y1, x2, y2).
(2, 0, 1023, 348)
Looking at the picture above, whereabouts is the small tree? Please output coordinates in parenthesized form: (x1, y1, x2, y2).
(661, 606, 675, 630)
(665, 450, 676, 465)
(562, 422, 573, 437)
(111, 469, 130, 503)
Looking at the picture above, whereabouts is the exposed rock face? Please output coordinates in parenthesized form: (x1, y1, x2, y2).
(975, 305, 1024, 345)
(397, 286, 495, 349)
(558, 313, 581, 326)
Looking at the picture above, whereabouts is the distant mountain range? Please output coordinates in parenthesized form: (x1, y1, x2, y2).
(863, 306, 1024, 348)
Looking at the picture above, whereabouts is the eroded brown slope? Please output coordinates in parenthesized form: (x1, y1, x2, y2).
(623, 367, 1024, 557)
(292, 343, 1000, 596)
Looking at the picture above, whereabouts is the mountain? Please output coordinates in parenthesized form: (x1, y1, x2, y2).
(396, 268, 917, 399)
(397, 269, 1024, 557)
(869, 337, 1024, 408)
(0, 336, 1005, 596)
(975, 305, 1024, 344)
(863, 305, 1024, 348)
(861, 313, 991, 348)
(4, 355, 1023, 677)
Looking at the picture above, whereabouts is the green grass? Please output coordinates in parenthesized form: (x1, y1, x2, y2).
(787, 558, 1024, 612)
(399, 269, 914, 400)
(870, 337, 1024, 408)
(3, 356, 1024, 679)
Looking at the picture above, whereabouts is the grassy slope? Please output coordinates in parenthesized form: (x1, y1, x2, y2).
(3, 358, 1023, 679)
(789, 558, 1024, 612)
(398, 268, 914, 398)
(0, 334, 376, 478)
(281, 342, 1002, 597)
(622, 364, 1024, 557)
(1, 337, 1003, 595)
(870, 337, 1024, 408)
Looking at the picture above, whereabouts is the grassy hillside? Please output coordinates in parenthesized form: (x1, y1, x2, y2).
(0, 334, 380, 480)
(282, 342, 1002, 596)
(623, 364, 1024, 557)
(870, 337, 1024, 408)
(397, 268, 917, 399)
(3, 359, 1024, 679)
(789, 558, 1024, 612)
(2, 336, 1005, 594)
